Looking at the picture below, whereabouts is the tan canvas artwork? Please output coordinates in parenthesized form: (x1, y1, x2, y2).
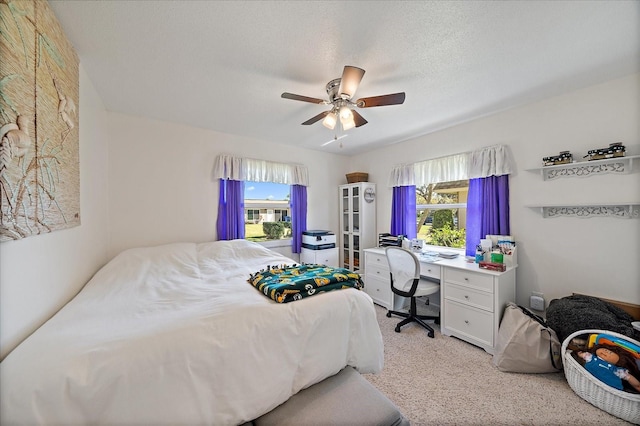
(0, 0, 80, 242)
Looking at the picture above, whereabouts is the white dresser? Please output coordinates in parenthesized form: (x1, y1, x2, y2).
(363, 247, 516, 354)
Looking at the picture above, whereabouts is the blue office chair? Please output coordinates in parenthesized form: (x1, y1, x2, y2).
(385, 247, 440, 337)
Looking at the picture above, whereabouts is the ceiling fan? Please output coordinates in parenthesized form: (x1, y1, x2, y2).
(281, 66, 405, 131)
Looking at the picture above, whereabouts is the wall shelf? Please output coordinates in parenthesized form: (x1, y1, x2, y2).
(526, 155, 639, 181)
(527, 203, 640, 219)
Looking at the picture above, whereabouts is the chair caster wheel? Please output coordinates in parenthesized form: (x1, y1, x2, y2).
(428, 331, 434, 338)
(395, 326, 401, 333)
(386, 312, 391, 318)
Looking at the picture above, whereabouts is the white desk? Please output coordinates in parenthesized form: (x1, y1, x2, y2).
(363, 247, 516, 354)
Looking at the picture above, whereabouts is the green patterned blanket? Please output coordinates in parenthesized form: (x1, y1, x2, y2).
(248, 264, 363, 303)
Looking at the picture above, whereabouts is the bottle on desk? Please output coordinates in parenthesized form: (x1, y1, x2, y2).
(475, 245, 484, 263)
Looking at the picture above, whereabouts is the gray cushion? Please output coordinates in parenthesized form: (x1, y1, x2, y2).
(254, 366, 408, 426)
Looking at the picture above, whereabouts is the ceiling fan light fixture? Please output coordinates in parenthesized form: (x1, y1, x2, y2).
(339, 106, 353, 121)
(322, 111, 337, 129)
(341, 116, 356, 131)
(339, 66, 365, 99)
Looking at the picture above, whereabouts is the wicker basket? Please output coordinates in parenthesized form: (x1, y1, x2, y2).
(562, 329, 640, 424)
(346, 172, 368, 183)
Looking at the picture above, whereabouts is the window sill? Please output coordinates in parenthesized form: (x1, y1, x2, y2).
(256, 239, 292, 249)
(422, 244, 465, 255)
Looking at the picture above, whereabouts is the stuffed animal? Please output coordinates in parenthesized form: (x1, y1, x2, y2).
(577, 343, 640, 393)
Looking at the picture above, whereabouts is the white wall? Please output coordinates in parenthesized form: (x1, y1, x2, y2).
(351, 73, 640, 308)
(106, 113, 350, 259)
(0, 66, 110, 359)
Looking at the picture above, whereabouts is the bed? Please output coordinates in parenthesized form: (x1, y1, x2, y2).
(0, 239, 384, 425)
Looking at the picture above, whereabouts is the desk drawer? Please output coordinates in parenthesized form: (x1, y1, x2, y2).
(363, 274, 391, 308)
(419, 263, 441, 280)
(445, 282, 493, 312)
(365, 252, 389, 271)
(445, 268, 493, 292)
(444, 299, 493, 347)
(366, 263, 390, 281)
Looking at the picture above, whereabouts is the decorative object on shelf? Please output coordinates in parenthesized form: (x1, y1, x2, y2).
(528, 204, 640, 219)
(346, 172, 368, 183)
(584, 142, 626, 161)
(543, 151, 573, 166)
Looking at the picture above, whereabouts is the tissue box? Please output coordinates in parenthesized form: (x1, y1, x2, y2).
(479, 261, 506, 272)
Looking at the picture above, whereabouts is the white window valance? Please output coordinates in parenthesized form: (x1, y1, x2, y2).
(467, 144, 514, 179)
(413, 152, 469, 186)
(387, 164, 415, 187)
(388, 144, 514, 187)
(213, 155, 309, 186)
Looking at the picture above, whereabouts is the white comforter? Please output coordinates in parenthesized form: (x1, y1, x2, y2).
(1, 240, 384, 425)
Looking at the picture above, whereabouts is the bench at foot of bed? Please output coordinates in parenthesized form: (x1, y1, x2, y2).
(252, 366, 409, 426)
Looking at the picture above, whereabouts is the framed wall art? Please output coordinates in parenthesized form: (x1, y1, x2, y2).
(0, 0, 80, 242)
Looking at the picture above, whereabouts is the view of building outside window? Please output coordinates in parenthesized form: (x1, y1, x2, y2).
(244, 181, 291, 241)
(416, 180, 468, 248)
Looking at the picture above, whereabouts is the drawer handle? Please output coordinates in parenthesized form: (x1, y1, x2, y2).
(464, 277, 469, 281)
(427, 268, 431, 272)
(464, 295, 469, 299)
(464, 320, 469, 324)
(376, 271, 380, 275)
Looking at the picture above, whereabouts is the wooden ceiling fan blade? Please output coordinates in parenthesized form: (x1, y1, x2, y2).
(356, 92, 405, 108)
(338, 66, 365, 99)
(352, 110, 368, 127)
(281, 92, 326, 104)
(302, 111, 330, 125)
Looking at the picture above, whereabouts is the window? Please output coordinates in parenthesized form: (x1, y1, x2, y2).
(246, 209, 260, 223)
(389, 145, 512, 255)
(416, 179, 468, 248)
(244, 181, 291, 241)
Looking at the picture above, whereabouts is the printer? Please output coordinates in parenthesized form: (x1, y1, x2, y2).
(300, 230, 338, 267)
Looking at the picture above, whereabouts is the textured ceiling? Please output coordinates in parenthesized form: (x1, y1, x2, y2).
(49, 1, 639, 156)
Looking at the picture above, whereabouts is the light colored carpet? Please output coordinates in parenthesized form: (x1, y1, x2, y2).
(363, 303, 631, 425)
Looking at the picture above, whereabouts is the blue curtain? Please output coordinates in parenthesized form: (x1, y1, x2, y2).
(390, 185, 417, 239)
(465, 175, 510, 256)
(216, 179, 245, 240)
(290, 184, 307, 253)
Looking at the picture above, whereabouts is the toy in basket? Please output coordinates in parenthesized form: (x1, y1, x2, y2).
(562, 329, 640, 424)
